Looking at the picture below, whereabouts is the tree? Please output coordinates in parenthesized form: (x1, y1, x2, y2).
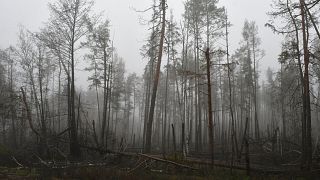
(267, 0, 317, 170)
(241, 20, 264, 140)
(124, 73, 136, 139)
(84, 18, 111, 148)
(110, 54, 125, 141)
(299, 0, 312, 169)
(144, 0, 167, 153)
(48, 0, 94, 158)
(15, 27, 56, 156)
(184, 0, 225, 153)
(0, 48, 17, 148)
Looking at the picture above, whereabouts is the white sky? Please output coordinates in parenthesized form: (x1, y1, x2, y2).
(0, 0, 282, 86)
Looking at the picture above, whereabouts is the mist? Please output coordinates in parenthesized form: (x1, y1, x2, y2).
(0, 0, 319, 179)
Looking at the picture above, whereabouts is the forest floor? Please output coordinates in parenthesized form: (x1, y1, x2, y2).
(0, 165, 308, 180)
(0, 153, 318, 179)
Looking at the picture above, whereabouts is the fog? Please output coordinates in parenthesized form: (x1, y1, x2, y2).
(0, 0, 318, 178)
(0, 0, 281, 80)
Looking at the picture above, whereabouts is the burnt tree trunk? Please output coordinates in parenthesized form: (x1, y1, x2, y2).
(144, 0, 166, 153)
(300, 0, 312, 170)
(205, 48, 214, 166)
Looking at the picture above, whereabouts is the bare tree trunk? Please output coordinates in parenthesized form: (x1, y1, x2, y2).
(286, 0, 307, 168)
(107, 48, 114, 150)
(131, 85, 136, 146)
(94, 59, 101, 136)
(225, 13, 239, 167)
(252, 34, 260, 140)
(144, 0, 166, 153)
(280, 63, 286, 141)
(38, 49, 47, 157)
(300, 0, 312, 170)
(163, 38, 170, 155)
(9, 62, 17, 148)
(245, 135, 250, 176)
(172, 124, 177, 159)
(205, 48, 214, 166)
(181, 123, 185, 156)
(70, 35, 81, 159)
(92, 120, 99, 149)
(21, 87, 40, 137)
(101, 49, 108, 148)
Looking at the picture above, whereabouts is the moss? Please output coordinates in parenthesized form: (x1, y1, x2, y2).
(0, 167, 39, 179)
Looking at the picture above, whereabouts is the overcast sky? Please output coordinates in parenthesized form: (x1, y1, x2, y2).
(0, 0, 282, 85)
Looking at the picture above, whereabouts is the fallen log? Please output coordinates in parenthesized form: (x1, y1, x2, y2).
(11, 156, 24, 167)
(127, 159, 149, 174)
(34, 154, 50, 168)
(138, 153, 198, 170)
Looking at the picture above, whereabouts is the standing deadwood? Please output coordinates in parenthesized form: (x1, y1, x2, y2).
(131, 78, 136, 146)
(142, 0, 157, 150)
(8, 52, 17, 148)
(252, 32, 260, 141)
(286, 0, 306, 167)
(171, 124, 177, 159)
(101, 52, 108, 148)
(245, 133, 250, 176)
(162, 21, 171, 156)
(77, 93, 81, 138)
(225, 11, 238, 168)
(280, 60, 286, 141)
(244, 117, 250, 176)
(144, 0, 167, 153)
(299, 0, 312, 170)
(142, 63, 152, 149)
(106, 46, 114, 150)
(181, 123, 185, 156)
(21, 87, 40, 137)
(239, 117, 249, 161)
(205, 48, 214, 166)
(132, 134, 136, 148)
(92, 120, 99, 149)
(102, 61, 111, 148)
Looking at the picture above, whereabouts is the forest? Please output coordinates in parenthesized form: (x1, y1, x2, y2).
(0, 0, 320, 179)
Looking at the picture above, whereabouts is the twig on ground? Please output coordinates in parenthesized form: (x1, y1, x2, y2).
(138, 153, 198, 170)
(11, 156, 24, 167)
(34, 154, 50, 168)
(127, 159, 148, 174)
